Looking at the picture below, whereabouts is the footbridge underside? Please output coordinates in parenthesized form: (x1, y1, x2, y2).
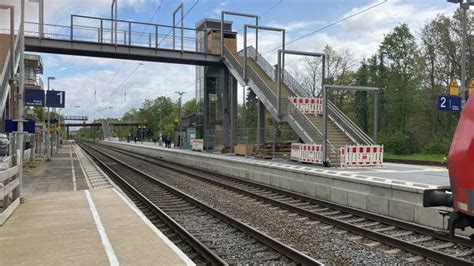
(25, 37, 222, 66)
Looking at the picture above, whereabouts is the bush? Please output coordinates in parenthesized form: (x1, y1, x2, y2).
(421, 135, 451, 155)
(379, 131, 413, 155)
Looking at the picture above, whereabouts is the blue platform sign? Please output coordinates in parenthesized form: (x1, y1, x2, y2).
(46, 90, 65, 108)
(5, 120, 36, 133)
(438, 96, 461, 112)
(25, 88, 45, 106)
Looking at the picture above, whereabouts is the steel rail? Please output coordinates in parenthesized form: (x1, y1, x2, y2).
(97, 143, 474, 265)
(80, 143, 225, 265)
(82, 142, 322, 266)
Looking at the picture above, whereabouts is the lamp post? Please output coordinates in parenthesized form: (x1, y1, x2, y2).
(175, 91, 186, 149)
(447, 0, 473, 109)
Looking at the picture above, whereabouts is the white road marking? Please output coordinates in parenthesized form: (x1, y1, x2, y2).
(112, 188, 195, 266)
(85, 190, 119, 266)
(70, 145, 77, 191)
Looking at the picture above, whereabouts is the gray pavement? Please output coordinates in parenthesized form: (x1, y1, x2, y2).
(22, 144, 88, 195)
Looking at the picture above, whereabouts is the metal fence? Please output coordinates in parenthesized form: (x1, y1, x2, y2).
(23, 15, 207, 53)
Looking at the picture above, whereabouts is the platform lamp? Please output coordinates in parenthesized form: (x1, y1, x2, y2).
(447, 0, 473, 109)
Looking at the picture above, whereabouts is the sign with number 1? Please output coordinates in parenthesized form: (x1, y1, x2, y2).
(46, 90, 65, 108)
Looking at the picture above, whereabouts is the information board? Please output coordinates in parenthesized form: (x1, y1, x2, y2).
(25, 89, 45, 106)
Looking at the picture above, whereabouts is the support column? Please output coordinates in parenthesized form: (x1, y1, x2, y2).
(203, 80, 209, 151)
(257, 99, 265, 145)
(230, 74, 237, 152)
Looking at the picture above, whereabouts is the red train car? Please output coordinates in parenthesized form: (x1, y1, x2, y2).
(424, 96, 474, 240)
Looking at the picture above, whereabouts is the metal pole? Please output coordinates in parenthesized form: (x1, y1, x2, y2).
(47, 79, 51, 160)
(322, 56, 327, 164)
(9, 6, 14, 78)
(17, 0, 25, 197)
(39, 0, 43, 39)
(70, 15, 73, 41)
(115, 0, 118, 45)
(374, 91, 379, 143)
(277, 50, 281, 116)
(100, 19, 103, 43)
(243, 26, 247, 81)
(180, 5, 183, 53)
(172, 15, 175, 49)
(272, 119, 276, 159)
(220, 11, 224, 57)
(111, 3, 113, 44)
(155, 25, 158, 48)
(255, 16, 259, 53)
(128, 22, 131, 45)
(322, 84, 328, 165)
(460, 2, 467, 109)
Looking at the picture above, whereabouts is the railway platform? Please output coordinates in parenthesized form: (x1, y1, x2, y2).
(103, 140, 451, 230)
(0, 143, 193, 266)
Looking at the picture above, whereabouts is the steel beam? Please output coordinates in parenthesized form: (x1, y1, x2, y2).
(24, 37, 223, 66)
(173, 2, 184, 52)
(221, 11, 258, 58)
(244, 24, 285, 82)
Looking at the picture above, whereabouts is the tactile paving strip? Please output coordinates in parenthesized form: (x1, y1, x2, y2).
(74, 144, 112, 190)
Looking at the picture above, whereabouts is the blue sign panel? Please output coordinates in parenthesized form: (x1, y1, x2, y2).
(25, 88, 45, 106)
(438, 96, 462, 112)
(46, 90, 65, 108)
(4, 120, 35, 133)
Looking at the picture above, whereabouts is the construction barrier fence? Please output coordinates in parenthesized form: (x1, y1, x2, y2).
(289, 96, 323, 116)
(340, 145, 383, 168)
(291, 143, 323, 164)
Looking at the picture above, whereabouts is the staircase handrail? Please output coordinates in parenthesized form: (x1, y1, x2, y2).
(0, 26, 22, 119)
(224, 47, 278, 108)
(327, 100, 375, 145)
(288, 98, 336, 153)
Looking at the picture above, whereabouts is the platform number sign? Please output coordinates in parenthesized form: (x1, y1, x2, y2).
(438, 95, 461, 112)
(46, 90, 65, 108)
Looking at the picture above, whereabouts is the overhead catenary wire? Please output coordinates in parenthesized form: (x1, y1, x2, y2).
(262, 0, 388, 55)
(259, 0, 282, 17)
(108, 1, 165, 92)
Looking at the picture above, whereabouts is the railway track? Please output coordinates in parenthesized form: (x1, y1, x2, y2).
(80, 142, 321, 266)
(92, 142, 474, 265)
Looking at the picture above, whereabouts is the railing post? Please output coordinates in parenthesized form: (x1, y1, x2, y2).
(323, 84, 328, 166)
(180, 8, 184, 53)
(155, 25, 158, 48)
(70, 15, 73, 41)
(172, 17, 175, 49)
(243, 25, 247, 81)
(277, 50, 282, 117)
(374, 90, 379, 143)
(100, 19, 103, 43)
(128, 22, 132, 46)
(149, 33, 151, 47)
(124, 30, 126, 45)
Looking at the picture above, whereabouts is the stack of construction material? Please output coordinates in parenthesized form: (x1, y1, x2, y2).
(256, 142, 292, 159)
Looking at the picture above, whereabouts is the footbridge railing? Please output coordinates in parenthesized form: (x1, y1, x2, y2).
(22, 15, 207, 53)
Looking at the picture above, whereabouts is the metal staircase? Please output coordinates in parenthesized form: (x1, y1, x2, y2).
(223, 46, 375, 164)
(0, 33, 21, 119)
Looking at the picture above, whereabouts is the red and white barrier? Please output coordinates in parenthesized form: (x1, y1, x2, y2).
(291, 143, 323, 164)
(340, 145, 383, 168)
(289, 96, 323, 115)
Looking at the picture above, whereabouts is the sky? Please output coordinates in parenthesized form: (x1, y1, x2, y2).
(0, 0, 459, 121)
